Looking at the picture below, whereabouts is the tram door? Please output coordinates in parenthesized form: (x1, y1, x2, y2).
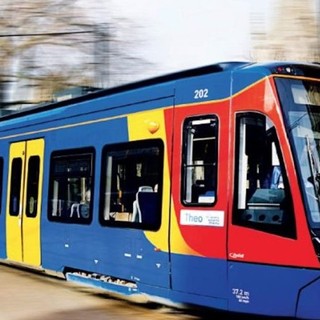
(6, 139, 44, 266)
(170, 107, 229, 299)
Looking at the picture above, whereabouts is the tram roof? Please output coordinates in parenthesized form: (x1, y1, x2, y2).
(2, 61, 320, 121)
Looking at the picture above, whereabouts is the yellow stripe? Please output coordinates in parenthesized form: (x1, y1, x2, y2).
(127, 109, 197, 254)
(272, 74, 320, 82)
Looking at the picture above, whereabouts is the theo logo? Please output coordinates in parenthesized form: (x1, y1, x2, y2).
(185, 213, 203, 223)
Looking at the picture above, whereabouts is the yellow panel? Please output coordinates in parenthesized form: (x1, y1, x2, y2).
(6, 141, 26, 262)
(127, 109, 197, 254)
(22, 139, 44, 266)
(6, 139, 44, 266)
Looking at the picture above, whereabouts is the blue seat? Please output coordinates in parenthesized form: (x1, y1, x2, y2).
(132, 186, 154, 223)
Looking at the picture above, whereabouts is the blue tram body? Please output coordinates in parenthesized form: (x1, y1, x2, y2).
(1, 62, 320, 318)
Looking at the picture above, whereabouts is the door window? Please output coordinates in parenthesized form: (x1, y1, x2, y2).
(9, 158, 22, 216)
(181, 116, 218, 205)
(25, 156, 40, 218)
(233, 113, 296, 238)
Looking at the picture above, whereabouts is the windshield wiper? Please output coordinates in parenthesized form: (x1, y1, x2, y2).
(288, 113, 308, 133)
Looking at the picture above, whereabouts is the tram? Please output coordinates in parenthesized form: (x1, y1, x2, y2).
(1, 61, 320, 319)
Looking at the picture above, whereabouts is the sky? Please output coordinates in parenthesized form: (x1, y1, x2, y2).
(73, 0, 320, 82)
(105, 0, 274, 75)
(7, 0, 276, 103)
(8, 0, 319, 102)
(78, 0, 275, 78)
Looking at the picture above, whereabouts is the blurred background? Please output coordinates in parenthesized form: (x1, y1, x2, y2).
(0, 0, 319, 112)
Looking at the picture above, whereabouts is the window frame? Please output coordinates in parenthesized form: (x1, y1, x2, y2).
(9, 157, 22, 217)
(99, 139, 164, 231)
(25, 155, 40, 218)
(232, 112, 296, 238)
(47, 147, 95, 224)
(181, 115, 218, 206)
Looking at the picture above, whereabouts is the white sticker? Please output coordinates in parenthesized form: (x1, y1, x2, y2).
(180, 210, 224, 227)
(232, 288, 250, 304)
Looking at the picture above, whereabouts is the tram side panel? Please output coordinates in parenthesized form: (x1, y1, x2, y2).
(40, 93, 174, 290)
(125, 104, 174, 290)
(167, 72, 232, 309)
(40, 116, 129, 275)
(227, 71, 320, 317)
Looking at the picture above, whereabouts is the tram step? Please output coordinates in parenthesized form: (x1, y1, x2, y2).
(66, 271, 139, 297)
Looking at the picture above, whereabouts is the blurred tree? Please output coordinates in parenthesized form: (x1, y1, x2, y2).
(251, 0, 319, 62)
(0, 0, 149, 110)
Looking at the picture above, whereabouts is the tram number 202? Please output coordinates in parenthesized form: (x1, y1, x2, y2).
(194, 88, 209, 99)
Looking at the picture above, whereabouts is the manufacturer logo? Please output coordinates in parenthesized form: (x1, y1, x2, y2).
(229, 252, 245, 259)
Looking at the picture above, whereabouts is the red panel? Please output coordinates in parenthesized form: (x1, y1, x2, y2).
(167, 101, 230, 258)
(165, 76, 320, 267)
(228, 77, 319, 268)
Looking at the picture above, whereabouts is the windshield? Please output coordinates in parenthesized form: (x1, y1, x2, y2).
(276, 78, 320, 229)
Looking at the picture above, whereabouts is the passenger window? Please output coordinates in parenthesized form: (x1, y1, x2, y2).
(100, 139, 163, 231)
(48, 149, 94, 224)
(181, 116, 218, 205)
(233, 113, 296, 238)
